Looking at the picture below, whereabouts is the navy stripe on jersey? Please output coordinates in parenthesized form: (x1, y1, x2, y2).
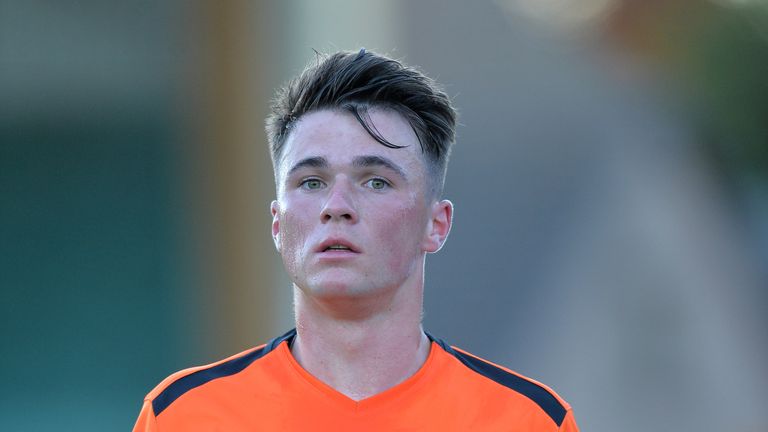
(427, 333, 567, 427)
(152, 328, 297, 417)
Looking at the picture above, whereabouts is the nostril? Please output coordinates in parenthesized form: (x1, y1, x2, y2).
(320, 191, 358, 222)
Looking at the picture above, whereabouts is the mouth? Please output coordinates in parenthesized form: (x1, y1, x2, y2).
(317, 239, 359, 253)
(324, 245, 353, 252)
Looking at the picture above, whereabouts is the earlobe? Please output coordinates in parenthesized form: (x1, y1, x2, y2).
(423, 199, 453, 253)
(270, 200, 281, 252)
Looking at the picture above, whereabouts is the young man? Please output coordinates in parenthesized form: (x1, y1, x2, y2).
(133, 49, 579, 431)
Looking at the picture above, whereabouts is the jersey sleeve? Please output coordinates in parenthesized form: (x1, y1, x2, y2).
(559, 409, 580, 432)
(132, 400, 158, 432)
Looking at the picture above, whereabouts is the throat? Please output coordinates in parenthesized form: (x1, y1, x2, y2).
(290, 324, 431, 401)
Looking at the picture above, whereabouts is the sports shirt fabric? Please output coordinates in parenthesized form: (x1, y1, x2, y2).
(133, 329, 579, 431)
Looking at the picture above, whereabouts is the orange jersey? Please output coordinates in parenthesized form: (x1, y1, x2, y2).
(134, 329, 579, 431)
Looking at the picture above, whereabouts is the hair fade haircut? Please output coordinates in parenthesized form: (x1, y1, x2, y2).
(265, 48, 457, 197)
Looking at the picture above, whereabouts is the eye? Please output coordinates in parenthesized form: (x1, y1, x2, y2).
(300, 178, 326, 190)
(364, 178, 390, 190)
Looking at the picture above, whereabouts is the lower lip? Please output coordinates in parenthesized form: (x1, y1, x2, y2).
(317, 250, 359, 260)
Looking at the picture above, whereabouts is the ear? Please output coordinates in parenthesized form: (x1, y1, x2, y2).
(422, 199, 453, 253)
(270, 200, 281, 252)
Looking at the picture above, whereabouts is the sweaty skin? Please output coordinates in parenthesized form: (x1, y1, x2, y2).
(270, 108, 453, 400)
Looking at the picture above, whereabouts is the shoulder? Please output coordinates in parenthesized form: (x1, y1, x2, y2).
(428, 333, 573, 428)
(143, 329, 296, 417)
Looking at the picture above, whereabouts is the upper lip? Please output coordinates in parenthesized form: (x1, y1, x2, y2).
(316, 238, 360, 253)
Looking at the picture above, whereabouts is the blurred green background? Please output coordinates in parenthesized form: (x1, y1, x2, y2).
(2, 1, 766, 430)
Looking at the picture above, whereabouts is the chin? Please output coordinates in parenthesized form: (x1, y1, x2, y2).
(305, 280, 372, 299)
(300, 273, 389, 302)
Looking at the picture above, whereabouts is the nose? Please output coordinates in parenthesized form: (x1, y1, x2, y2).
(320, 180, 358, 223)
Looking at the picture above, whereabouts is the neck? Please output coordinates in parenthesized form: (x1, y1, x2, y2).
(290, 274, 430, 401)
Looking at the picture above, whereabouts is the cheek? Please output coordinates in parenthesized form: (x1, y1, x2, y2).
(376, 202, 427, 270)
(278, 209, 313, 275)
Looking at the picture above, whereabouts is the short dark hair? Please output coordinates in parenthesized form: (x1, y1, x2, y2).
(266, 49, 457, 197)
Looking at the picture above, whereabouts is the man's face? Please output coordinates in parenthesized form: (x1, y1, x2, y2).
(271, 109, 451, 301)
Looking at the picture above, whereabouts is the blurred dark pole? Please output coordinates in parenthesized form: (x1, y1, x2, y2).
(189, 0, 282, 354)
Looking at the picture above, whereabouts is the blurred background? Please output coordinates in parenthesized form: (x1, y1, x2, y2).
(1, 0, 766, 430)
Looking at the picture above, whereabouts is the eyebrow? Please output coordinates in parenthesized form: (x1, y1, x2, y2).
(353, 155, 407, 180)
(287, 156, 328, 176)
(287, 155, 408, 180)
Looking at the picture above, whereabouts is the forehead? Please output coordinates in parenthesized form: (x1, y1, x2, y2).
(276, 109, 424, 176)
